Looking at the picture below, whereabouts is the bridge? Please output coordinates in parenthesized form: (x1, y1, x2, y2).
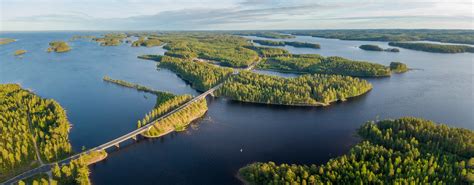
(1, 59, 259, 185)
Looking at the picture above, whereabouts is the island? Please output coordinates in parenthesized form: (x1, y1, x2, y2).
(388, 42, 474, 53)
(239, 117, 474, 184)
(253, 39, 320, 49)
(14, 49, 27, 56)
(235, 32, 296, 39)
(92, 33, 128, 46)
(359, 44, 399, 52)
(0, 38, 16, 45)
(390, 62, 409, 73)
(131, 37, 162, 47)
(216, 71, 372, 106)
(47, 41, 71, 53)
(257, 54, 392, 77)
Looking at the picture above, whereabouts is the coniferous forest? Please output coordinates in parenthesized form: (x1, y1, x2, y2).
(239, 117, 474, 184)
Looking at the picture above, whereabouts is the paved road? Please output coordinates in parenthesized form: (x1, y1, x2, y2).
(1, 58, 259, 185)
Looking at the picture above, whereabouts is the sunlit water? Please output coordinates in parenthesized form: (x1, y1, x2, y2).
(1, 32, 472, 185)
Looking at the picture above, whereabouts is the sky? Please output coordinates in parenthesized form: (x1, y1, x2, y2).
(1, 0, 473, 31)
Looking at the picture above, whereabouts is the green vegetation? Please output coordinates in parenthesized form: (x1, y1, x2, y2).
(359, 44, 400, 52)
(131, 37, 162, 47)
(103, 76, 174, 97)
(388, 42, 474, 53)
(239, 117, 474, 184)
(390, 62, 409, 73)
(137, 54, 163, 61)
(236, 32, 296, 39)
(92, 33, 127, 46)
(246, 46, 290, 57)
(0, 84, 72, 181)
(253, 40, 320, 49)
(288, 29, 474, 45)
(159, 34, 259, 67)
(14, 50, 27, 56)
(47, 41, 71, 53)
(258, 54, 392, 77)
(158, 56, 234, 92)
(140, 95, 208, 137)
(217, 71, 372, 105)
(0, 38, 16, 45)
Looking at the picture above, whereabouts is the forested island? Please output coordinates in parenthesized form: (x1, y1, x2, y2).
(257, 54, 392, 77)
(236, 32, 296, 39)
(287, 29, 474, 45)
(92, 33, 127, 46)
(0, 84, 72, 181)
(0, 38, 15, 45)
(253, 40, 320, 49)
(390, 62, 409, 73)
(14, 49, 27, 56)
(359, 44, 399, 52)
(131, 37, 162, 47)
(246, 46, 290, 57)
(47, 41, 71, 53)
(158, 56, 234, 91)
(103, 76, 174, 97)
(388, 42, 474, 53)
(216, 71, 372, 106)
(239, 117, 474, 184)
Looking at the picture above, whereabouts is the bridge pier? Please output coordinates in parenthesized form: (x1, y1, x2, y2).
(132, 135, 137, 141)
(114, 144, 120, 148)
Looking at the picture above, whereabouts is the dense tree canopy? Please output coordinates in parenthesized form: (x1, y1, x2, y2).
(131, 37, 162, 47)
(235, 32, 296, 39)
(258, 54, 392, 77)
(157, 56, 234, 92)
(288, 29, 474, 45)
(388, 42, 474, 53)
(47, 41, 71, 53)
(0, 84, 72, 181)
(390, 62, 409, 73)
(92, 33, 127, 46)
(240, 117, 474, 184)
(253, 40, 320, 49)
(216, 71, 372, 105)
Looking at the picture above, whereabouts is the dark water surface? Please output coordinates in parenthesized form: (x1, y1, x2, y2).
(1, 32, 473, 185)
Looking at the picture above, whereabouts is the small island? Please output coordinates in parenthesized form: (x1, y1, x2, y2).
(359, 44, 399, 52)
(14, 49, 27, 56)
(93, 33, 128, 46)
(0, 38, 16, 45)
(388, 42, 474, 53)
(131, 37, 162, 47)
(253, 39, 320, 49)
(390, 62, 409, 73)
(239, 117, 474, 184)
(47, 41, 71, 53)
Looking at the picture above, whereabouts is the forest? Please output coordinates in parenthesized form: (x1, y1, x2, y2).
(390, 62, 409, 73)
(388, 42, 474, 53)
(14, 50, 27, 56)
(137, 54, 163, 61)
(47, 41, 71, 53)
(158, 34, 259, 67)
(287, 29, 474, 45)
(157, 56, 234, 92)
(0, 84, 72, 181)
(131, 37, 162, 47)
(216, 71, 372, 105)
(103, 76, 175, 97)
(253, 40, 320, 49)
(235, 32, 296, 39)
(257, 54, 392, 77)
(239, 117, 474, 184)
(245, 46, 290, 58)
(19, 150, 107, 185)
(359, 44, 400, 52)
(92, 33, 127, 46)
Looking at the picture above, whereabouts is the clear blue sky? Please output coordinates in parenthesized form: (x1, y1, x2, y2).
(1, 0, 472, 31)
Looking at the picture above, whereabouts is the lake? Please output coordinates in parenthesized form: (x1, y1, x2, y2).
(1, 32, 472, 185)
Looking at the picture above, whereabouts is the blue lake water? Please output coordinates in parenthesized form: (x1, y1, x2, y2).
(1, 32, 473, 185)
